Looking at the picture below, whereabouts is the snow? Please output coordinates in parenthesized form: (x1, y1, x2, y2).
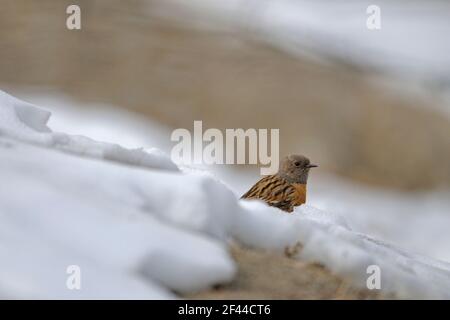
(236, 202, 450, 299)
(0, 90, 178, 172)
(309, 176, 450, 263)
(0, 90, 234, 299)
(2, 89, 450, 299)
(19, 91, 173, 151)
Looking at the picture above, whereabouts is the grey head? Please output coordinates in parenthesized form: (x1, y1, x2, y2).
(277, 154, 318, 184)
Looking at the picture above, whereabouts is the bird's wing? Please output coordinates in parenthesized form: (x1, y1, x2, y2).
(241, 175, 297, 212)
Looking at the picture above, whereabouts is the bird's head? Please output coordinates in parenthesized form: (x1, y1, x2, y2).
(278, 154, 318, 184)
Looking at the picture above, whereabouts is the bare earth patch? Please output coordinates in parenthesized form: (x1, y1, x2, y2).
(186, 244, 387, 300)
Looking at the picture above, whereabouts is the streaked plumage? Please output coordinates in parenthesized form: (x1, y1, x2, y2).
(241, 154, 317, 213)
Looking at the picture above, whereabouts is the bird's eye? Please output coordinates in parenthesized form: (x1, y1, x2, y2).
(294, 161, 300, 167)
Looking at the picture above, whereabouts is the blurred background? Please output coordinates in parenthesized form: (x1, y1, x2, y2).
(1, 1, 450, 260)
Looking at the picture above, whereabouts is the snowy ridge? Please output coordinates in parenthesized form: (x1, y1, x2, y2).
(235, 202, 450, 299)
(1, 89, 450, 299)
(0, 90, 177, 172)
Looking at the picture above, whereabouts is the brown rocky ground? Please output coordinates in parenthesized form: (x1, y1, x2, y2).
(186, 244, 386, 300)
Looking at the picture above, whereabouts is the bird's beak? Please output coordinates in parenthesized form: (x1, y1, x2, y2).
(307, 164, 318, 168)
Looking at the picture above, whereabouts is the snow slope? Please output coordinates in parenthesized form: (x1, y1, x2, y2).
(0, 90, 233, 298)
(2, 89, 450, 299)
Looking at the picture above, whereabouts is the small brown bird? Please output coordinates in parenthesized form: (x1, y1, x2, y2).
(241, 154, 318, 212)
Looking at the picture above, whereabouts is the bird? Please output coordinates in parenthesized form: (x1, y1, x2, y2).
(241, 154, 318, 213)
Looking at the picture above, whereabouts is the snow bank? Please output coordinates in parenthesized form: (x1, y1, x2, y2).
(0, 90, 234, 298)
(0, 90, 178, 172)
(2, 89, 450, 299)
(309, 176, 450, 262)
(235, 202, 450, 299)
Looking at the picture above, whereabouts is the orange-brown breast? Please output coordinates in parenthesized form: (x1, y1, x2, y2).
(241, 175, 307, 213)
(291, 183, 307, 206)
